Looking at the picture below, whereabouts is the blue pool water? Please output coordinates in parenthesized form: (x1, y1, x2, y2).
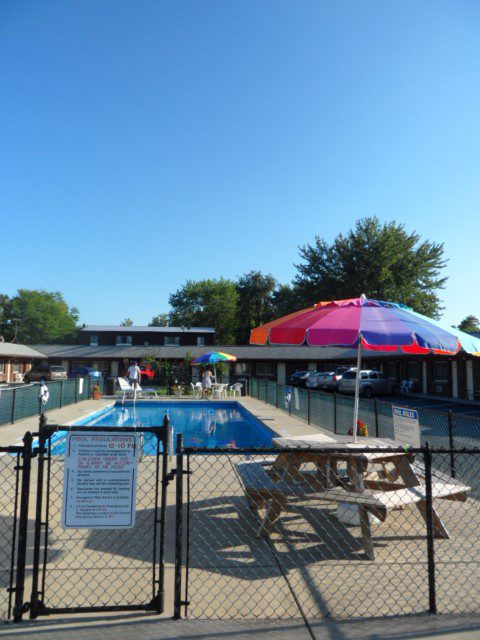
(48, 401, 273, 454)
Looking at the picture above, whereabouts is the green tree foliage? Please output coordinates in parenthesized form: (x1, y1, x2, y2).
(457, 315, 480, 333)
(235, 271, 278, 343)
(149, 313, 169, 327)
(293, 217, 447, 318)
(271, 283, 301, 319)
(169, 278, 239, 344)
(120, 318, 134, 326)
(2, 290, 79, 343)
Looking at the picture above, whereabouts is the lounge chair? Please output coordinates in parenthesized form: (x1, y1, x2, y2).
(117, 377, 143, 403)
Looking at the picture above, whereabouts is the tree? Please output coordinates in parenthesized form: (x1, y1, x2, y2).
(149, 313, 169, 327)
(169, 279, 239, 344)
(293, 217, 447, 318)
(3, 290, 79, 343)
(235, 271, 277, 343)
(120, 318, 133, 326)
(457, 315, 480, 333)
(271, 283, 301, 319)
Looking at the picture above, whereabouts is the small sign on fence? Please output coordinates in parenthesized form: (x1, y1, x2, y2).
(393, 405, 420, 448)
(62, 431, 139, 529)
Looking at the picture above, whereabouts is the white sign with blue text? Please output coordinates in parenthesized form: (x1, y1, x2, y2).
(392, 406, 420, 448)
(62, 431, 139, 529)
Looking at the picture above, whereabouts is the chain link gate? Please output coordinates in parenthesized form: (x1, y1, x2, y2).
(29, 418, 170, 618)
(0, 436, 32, 623)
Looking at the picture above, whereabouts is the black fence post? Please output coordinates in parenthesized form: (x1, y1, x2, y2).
(448, 410, 456, 479)
(11, 387, 16, 424)
(307, 389, 311, 425)
(59, 380, 63, 408)
(333, 392, 337, 434)
(156, 421, 169, 614)
(173, 433, 184, 619)
(265, 380, 269, 405)
(423, 443, 437, 614)
(30, 413, 47, 619)
(257, 379, 260, 401)
(275, 382, 279, 409)
(74, 378, 78, 404)
(374, 398, 379, 438)
(13, 431, 32, 622)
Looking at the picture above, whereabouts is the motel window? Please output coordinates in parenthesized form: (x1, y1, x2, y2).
(408, 362, 421, 381)
(235, 362, 251, 376)
(197, 336, 205, 346)
(164, 336, 180, 346)
(256, 362, 274, 376)
(434, 362, 448, 383)
(116, 335, 132, 346)
(0, 361, 4, 373)
(12, 362, 19, 372)
(387, 362, 398, 380)
(90, 335, 98, 346)
(94, 361, 109, 375)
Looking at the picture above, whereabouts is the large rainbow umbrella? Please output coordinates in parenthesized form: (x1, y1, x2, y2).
(250, 294, 480, 439)
(191, 351, 237, 382)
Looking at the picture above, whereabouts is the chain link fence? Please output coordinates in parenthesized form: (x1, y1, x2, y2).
(248, 379, 480, 448)
(180, 446, 479, 620)
(0, 377, 104, 427)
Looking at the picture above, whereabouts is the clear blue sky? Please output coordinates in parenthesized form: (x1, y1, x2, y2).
(1, 1, 479, 327)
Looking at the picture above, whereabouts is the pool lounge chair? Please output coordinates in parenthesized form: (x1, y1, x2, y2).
(117, 377, 143, 403)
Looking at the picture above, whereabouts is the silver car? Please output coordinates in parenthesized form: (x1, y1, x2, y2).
(338, 369, 400, 398)
(306, 366, 354, 391)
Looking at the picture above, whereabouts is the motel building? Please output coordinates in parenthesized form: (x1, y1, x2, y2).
(25, 325, 480, 402)
(0, 342, 46, 384)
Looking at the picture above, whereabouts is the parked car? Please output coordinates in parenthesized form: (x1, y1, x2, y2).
(68, 366, 102, 379)
(338, 369, 400, 398)
(307, 366, 354, 391)
(24, 364, 67, 383)
(286, 370, 317, 387)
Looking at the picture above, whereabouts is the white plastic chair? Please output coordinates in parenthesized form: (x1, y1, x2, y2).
(190, 383, 202, 398)
(142, 387, 159, 398)
(230, 382, 243, 397)
(212, 383, 228, 399)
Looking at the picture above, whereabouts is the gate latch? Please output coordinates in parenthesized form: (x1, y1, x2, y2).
(164, 468, 191, 483)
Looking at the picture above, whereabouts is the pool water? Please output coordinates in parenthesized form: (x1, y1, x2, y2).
(53, 401, 273, 454)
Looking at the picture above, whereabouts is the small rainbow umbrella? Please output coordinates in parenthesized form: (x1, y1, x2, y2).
(191, 351, 237, 382)
(251, 294, 480, 439)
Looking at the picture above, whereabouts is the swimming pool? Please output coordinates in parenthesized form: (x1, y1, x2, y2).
(65, 401, 274, 452)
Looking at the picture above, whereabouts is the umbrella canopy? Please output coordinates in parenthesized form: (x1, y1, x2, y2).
(191, 351, 238, 365)
(251, 295, 480, 355)
(250, 295, 480, 439)
(191, 351, 237, 384)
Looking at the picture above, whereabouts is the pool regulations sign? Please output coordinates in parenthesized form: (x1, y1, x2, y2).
(61, 431, 139, 529)
(392, 406, 421, 448)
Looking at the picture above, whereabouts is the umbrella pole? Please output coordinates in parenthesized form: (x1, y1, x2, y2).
(352, 332, 362, 443)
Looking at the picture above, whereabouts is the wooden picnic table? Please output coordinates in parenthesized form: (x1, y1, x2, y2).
(240, 434, 469, 559)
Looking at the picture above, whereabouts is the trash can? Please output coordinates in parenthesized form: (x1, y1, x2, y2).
(105, 377, 117, 396)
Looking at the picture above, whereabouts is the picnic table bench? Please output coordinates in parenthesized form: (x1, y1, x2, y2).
(235, 435, 471, 560)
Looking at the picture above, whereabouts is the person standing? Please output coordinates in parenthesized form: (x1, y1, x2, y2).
(127, 360, 142, 390)
(201, 367, 213, 398)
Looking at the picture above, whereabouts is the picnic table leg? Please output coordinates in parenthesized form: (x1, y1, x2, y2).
(395, 458, 450, 539)
(261, 493, 288, 535)
(350, 459, 375, 560)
